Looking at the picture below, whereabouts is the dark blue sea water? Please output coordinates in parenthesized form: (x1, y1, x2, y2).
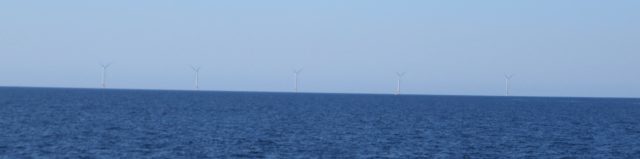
(1, 87, 640, 158)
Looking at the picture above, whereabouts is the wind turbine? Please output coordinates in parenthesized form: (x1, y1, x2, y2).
(293, 69, 302, 93)
(395, 72, 406, 95)
(100, 63, 112, 88)
(190, 66, 202, 90)
(504, 74, 514, 96)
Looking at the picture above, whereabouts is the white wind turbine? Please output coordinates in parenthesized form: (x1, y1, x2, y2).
(504, 74, 514, 96)
(191, 66, 202, 90)
(293, 69, 303, 93)
(395, 72, 406, 95)
(100, 63, 112, 88)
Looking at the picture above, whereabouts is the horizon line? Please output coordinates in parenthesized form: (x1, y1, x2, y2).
(0, 85, 637, 100)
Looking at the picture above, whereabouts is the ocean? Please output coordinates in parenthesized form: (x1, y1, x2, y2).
(0, 87, 639, 158)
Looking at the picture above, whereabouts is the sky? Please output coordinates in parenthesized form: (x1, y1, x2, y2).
(1, 0, 639, 98)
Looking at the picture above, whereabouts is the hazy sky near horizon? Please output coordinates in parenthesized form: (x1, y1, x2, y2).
(1, 0, 639, 97)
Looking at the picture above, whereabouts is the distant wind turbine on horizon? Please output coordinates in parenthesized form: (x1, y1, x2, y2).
(293, 69, 302, 93)
(190, 66, 202, 90)
(504, 74, 514, 96)
(100, 63, 112, 88)
(395, 72, 406, 95)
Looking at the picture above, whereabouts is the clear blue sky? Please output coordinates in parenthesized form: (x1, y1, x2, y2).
(1, 0, 639, 97)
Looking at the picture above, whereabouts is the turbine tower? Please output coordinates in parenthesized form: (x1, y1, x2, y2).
(293, 69, 302, 93)
(100, 63, 112, 88)
(504, 74, 514, 96)
(395, 72, 406, 95)
(191, 66, 202, 90)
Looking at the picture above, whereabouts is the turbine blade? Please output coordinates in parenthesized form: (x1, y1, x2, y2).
(101, 62, 113, 68)
(191, 65, 201, 72)
(504, 74, 515, 79)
